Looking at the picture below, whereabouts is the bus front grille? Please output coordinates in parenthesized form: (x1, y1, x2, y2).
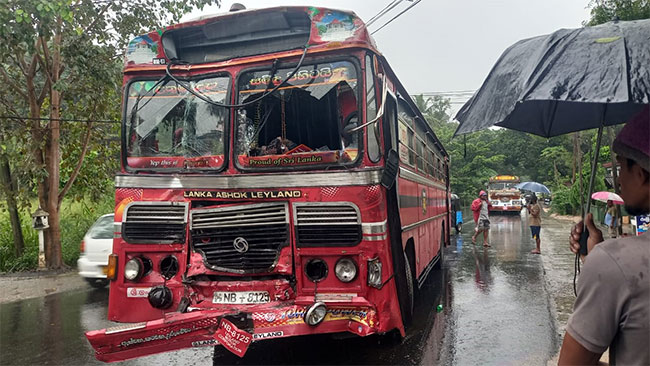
(190, 202, 289, 273)
(294, 203, 362, 247)
(122, 203, 187, 244)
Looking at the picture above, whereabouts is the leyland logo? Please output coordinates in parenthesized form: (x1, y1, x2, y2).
(233, 237, 249, 253)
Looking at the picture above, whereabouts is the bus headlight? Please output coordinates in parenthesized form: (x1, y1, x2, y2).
(334, 258, 357, 283)
(304, 302, 327, 326)
(367, 258, 382, 288)
(124, 257, 144, 281)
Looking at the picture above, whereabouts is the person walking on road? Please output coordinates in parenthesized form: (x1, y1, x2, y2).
(604, 200, 618, 238)
(471, 190, 492, 247)
(527, 194, 542, 254)
(559, 107, 649, 365)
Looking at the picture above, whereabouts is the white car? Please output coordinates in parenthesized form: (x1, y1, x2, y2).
(77, 214, 114, 288)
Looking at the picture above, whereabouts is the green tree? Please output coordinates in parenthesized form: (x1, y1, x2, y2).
(540, 145, 571, 183)
(0, 0, 219, 269)
(587, 0, 650, 25)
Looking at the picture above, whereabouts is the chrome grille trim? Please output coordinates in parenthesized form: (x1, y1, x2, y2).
(293, 202, 361, 247)
(122, 202, 188, 244)
(190, 202, 289, 273)
(293, 202, 361, 226)
(361, 220, 388, 235)
(115, 170, 382, 189)
(191, 203, 289, 229)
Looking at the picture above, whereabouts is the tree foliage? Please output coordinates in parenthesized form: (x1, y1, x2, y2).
(413, 94, 611, 214)
(587, 0, 650, 25)
(0, 0, 219, 269)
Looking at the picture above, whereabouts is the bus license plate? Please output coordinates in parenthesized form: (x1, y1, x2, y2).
(213, 291, 270, 304)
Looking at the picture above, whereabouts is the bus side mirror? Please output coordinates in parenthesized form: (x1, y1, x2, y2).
(381, 149, 399, 189)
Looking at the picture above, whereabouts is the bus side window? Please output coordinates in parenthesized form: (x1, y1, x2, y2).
(366, 54, 381, 162)
(382, 95, 397, 153)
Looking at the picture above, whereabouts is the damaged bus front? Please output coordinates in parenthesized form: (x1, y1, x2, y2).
(86, 6, 448, 362)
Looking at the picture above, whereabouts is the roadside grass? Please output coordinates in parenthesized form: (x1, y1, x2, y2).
(0, 196, 113, 272)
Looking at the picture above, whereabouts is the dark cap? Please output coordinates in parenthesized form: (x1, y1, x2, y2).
(613, 105, 649, 171)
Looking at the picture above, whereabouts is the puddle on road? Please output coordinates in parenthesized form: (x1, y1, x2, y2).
(0, 288, 212, 366)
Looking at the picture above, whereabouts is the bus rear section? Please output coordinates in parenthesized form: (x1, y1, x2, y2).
(85, 6, 448, 362)
(487, 175, 523, 212)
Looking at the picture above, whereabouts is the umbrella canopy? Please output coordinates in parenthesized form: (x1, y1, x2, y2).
(515, 181, 551, 194)
(591, 191, 624, 204)
(454, 18, 650, 137)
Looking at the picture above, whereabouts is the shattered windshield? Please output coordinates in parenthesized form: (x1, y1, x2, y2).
(125, 77, 229, 171)
(235, 61, 360, 170)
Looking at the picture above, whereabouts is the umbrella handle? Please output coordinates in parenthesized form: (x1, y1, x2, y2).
(579, 230, 589, 255)
(583, 126, 604, 221)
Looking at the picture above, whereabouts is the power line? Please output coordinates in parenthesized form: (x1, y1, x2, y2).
(371, 0, 422, 35)
(420, 90, 477, 95)
(367, 0, 403, 26)
(0, 115, 120, 124)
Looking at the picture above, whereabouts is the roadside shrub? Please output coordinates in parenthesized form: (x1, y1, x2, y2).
(0, 216, 39, 271)
(550, 186, 573, 215)
(0, 195, 113, 272)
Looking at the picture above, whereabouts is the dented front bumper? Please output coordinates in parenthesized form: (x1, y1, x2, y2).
(86, 300, 379, 362)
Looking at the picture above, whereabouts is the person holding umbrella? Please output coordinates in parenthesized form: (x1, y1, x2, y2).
(560, 108, 649, 365)
(527, 194, 542, 254)
(605, 199, 618, 238)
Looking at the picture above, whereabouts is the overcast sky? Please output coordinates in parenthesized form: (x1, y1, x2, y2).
(184, 1, 592, 114)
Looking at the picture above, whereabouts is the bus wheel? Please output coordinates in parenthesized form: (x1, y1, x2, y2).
(401, 251, 415, 326)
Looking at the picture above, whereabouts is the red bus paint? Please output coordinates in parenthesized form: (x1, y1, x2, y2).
(85, 6, 449, 362)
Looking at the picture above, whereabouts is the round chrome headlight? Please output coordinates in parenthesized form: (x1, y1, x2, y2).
(305, 302, 327, 326)
(334, 258, 357, 283)
(124, 257, 143, 281)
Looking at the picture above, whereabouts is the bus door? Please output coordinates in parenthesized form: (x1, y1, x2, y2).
(380, 91, 413, 325)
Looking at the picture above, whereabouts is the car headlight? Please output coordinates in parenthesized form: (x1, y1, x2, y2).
(124, 257, 144, 281)
(334, 258, 357, 283)
(490, 201, 498, 205)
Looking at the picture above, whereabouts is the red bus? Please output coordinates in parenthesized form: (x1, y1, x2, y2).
(86, 6, 450, 362)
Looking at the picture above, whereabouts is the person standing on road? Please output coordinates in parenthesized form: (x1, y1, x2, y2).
(527, 194, 542, 254)
(604, 200, 618, 238)
(558, 107, 649, 365)
(471, 190, 492, 247)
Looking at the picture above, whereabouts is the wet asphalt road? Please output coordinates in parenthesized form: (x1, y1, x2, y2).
(0, 213, 559, 365)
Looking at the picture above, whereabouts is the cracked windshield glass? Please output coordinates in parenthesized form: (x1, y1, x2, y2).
(236, 61, 360, 169)
(125, 77, 229, 170)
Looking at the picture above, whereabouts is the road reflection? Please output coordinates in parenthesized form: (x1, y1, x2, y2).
(0, 214, 559, 365)
(443, 213, 558, 365)
(0, 268, 449, 366)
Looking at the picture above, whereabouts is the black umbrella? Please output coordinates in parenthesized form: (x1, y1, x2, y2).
(455, 18, 650, 137)
(454, 18, 650, 255)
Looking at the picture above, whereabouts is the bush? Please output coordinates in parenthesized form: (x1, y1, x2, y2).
(550, 186, 574, 215)
(0, 195, 113, 272)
